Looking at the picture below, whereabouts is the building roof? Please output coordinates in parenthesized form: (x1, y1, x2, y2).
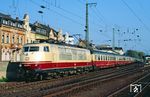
(0, 12, 25, 31)
(0, 12, 11, 18)
(0, 12, 23, 24)
(30, 21, 58, 37)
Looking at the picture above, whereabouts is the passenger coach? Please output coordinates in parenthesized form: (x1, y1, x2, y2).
(91, 50, 135, 68)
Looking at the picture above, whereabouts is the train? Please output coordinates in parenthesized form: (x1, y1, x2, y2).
(19, 42, 140, 80)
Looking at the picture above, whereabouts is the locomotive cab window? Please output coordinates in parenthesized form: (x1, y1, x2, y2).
(29, 46, 39, 52)
(43, 46, 49, 52)
(23, 46, 39, 52)
(23, 47, 29, 52)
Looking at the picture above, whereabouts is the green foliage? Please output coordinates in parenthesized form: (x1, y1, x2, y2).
(0, 77, 8, 82)
(125, 50, 145, 59)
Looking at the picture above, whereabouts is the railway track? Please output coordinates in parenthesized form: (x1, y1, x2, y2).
(43, 64, 148, 97)
(0, 64, 144, 97)
(107, 65, 150, 97)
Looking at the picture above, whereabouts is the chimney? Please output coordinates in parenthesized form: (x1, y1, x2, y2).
(16, 17, 19, 21)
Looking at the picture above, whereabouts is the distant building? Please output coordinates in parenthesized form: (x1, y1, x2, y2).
(0, 13, 25, 62)
(23, 14, 35, 44)
(30, 21, 50, 40)
(64, 32, 74, 45)
(49, 28, 58, 40)
(30, 21, 61, 42)
(57, 29, 64, 41)
(96, 45, 124, 55)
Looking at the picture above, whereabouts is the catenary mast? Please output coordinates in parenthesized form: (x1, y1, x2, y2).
(85, 0, 96, 47)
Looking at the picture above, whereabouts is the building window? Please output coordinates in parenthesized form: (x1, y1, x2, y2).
(13, 22, 16, 27)
(12, 36, 15, 43)
(6, 35, 9, 43)
(10, 22, 13, 26)
(20, 37, 22, 44)
(2, 35, 4, 43)
(2, 20, 5, 24)
(8, 21, 11, 26)
(3, 20, 8, 25)
(18, 37, 22, 44)
(19, 37, 20, 43)
(17, 37, 19, 43)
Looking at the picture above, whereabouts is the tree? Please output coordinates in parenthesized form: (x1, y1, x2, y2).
(125, 50, 145, 59)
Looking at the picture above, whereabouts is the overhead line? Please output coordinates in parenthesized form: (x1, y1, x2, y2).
(43, 0, 103, 28)
(95, 7, 107, 24)
(31, 0, 111, 40)
(92, 7, 106, 25)
(43, 0, 84, 20)
(30, 0, 84, 26)
(48, 7, 84, 26)
(77, 0, 85, 5)
(121, 0, 150, 32)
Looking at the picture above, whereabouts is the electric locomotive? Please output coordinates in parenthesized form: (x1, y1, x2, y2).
(20, 42, 93, 80)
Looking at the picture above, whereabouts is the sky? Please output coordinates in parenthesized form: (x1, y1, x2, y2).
(0, 0, 150, 54)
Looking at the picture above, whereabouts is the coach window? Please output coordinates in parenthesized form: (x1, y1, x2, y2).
(98, 55, 100, 60)
(99, 55, 101, 60)
(95, 55, 97, 60)
(102, 55, 103, 60)
(101, 55, 102, 60)
(44, 46, 49, 52)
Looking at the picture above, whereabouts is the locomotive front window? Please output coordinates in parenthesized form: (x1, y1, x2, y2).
(23, 47, 29, 52)
(29, 46, 39, 52)
(23, 46, 39, 52)
(43, 46, 49, 52)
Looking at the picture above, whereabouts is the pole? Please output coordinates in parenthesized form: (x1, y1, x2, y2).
(85, 0, 89, 46)
(85, 1, 97, 48)
(112, 28, 115, 50)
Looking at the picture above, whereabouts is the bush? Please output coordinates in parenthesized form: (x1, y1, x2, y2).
(0, 77, 8, 82)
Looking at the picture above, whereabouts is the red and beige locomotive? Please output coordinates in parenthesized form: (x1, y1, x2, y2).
(19, 42, 137, 80)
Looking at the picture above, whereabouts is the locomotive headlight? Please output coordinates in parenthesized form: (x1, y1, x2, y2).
(25, 57, 29, 61)
(19, 64, 22, 67)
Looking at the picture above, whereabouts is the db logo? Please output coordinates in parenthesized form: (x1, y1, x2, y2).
(130, 84, 142, 93)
